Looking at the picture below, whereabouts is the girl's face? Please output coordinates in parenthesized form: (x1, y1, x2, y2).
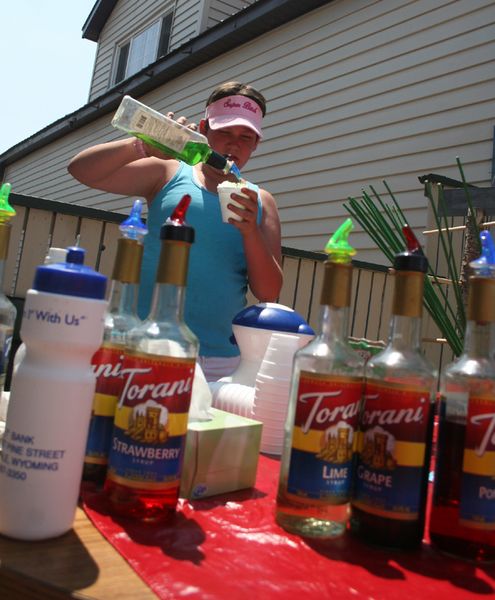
(201, 122, 259, 170)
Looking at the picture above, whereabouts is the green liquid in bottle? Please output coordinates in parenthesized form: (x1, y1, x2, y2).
(133, 132, 241, 180)
(132, 132, 211, 165)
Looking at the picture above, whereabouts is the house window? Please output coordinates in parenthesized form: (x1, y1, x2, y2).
(114, 14, 173, 84)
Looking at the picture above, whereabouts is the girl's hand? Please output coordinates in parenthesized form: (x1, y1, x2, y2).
(227, 187, 259, 234)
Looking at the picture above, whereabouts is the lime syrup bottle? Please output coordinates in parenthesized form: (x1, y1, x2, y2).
(276, 219, 365, 538)
(112, 95, 242, 179)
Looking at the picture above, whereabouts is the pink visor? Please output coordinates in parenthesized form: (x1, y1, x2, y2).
(205, 95, 263, 139)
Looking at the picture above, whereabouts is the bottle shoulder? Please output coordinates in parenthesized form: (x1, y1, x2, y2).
(126, 318, 198, 358)
(441, 355, 495, 399)
(0, 293, 16, 324)
(367, 345, 436, 373)
(295, 337, 365, 376)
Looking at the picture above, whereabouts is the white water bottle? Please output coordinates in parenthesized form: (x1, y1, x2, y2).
(0, 247, 107, 540)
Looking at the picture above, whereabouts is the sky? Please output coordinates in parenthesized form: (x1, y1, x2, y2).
(0, 1, 98, 154)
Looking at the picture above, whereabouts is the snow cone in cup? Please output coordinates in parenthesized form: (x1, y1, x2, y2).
(217, 181, 249, 222)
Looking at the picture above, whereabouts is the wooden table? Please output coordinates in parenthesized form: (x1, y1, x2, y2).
(0, 506, 156, 599)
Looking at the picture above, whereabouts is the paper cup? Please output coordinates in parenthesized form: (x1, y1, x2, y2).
(217, 184, 249, 222)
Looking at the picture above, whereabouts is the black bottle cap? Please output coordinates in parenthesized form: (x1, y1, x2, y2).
(394, 225, 428, 273)
(205, 151, 228, 170)
(160, 194, 195, 244)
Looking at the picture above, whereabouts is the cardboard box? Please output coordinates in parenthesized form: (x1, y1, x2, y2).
(180, 408, 262, 499)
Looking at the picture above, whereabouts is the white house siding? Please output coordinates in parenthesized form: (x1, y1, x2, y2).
(168, 0, 203, 50)
(205, 0, 258, 28)
(89, 0, 176, 100)
(4, 0, 495, 264)
(88, 0, 254, 101)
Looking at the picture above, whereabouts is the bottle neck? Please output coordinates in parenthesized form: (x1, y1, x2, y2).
(319, 304, 349, 342)
(317, 260, 353, 342)
(148, 283, 185, 322)
(205, 150, 228, 172)
(463, 276, 495, 358)
(107, 280, 139, 316)
(388, 314, 422, 351)
(0, 223, 10, 291)
(388, 270, 424, 351)
(463, 319, 495, 359)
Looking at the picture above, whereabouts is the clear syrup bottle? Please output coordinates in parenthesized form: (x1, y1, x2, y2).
(0, 183, 17, 394)
(350, 225, 437, 549)
(83, 200, 147, 484)
(104, 194, 199, 521)
(112, 95, 242, 179)
(429, 230, 495, 562)
(276, 219, 365, 538)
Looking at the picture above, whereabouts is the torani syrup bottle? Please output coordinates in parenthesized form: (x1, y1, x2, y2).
(112, 96, 242, 179)
(429, 230, 495, 561)
(104, 194, 198, 521)
(350, 225, 437, 549)
(83, 201, 147, 484)
(0, 183, 16, 394)
(276, 219, 365, 538)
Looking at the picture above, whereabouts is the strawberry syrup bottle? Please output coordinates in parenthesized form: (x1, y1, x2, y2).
(429, 231, 495, 561)
(104, 195, 198, 521)
(83, 201, 147, 484)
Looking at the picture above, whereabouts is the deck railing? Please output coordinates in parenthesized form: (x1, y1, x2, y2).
(6, 191, 465, 384)
(7, 193, 395, 338)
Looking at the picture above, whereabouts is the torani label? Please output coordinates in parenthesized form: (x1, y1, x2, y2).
(106, 351, 195, 490)
(85, 344, 124, 465)
(287, 372, 362, 502)
(353, 380, 432, 520)
(460, 394, 495, 529)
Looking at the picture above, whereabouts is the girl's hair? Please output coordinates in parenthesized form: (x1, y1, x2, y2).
(206, 81, 266, 116)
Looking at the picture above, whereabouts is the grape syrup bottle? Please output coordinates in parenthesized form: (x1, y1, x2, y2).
(350, 226, 437, 549)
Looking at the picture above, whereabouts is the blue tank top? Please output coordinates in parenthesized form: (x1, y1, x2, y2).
(138, 163, 262, 357)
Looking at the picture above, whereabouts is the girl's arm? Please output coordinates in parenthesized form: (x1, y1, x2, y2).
(231, 187, 283, 301)
(67, 138, 175, 205)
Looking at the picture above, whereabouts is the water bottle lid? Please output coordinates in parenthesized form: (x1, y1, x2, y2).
(232, 302, 314, 334)
(33, 247, 107, 299)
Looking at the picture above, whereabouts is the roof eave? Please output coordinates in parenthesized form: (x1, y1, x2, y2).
(0, 0, 332, 174)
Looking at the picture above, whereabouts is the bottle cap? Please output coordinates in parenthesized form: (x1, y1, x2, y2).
(44, 247, 68, 265)
(0, 183, 16, 224)
(206, 151, 228, 171)
(120, 199, 148, 241)
(324, 218, 356, 263)
(33, 247, 107, 299)
(160, 194, 195, 243)
(232, 302, 314, 335)
(470, 230, 495, 277)
(394, 225, 428, 273)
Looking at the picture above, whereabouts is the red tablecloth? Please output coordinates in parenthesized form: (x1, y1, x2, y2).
(82, 455, 494, 600)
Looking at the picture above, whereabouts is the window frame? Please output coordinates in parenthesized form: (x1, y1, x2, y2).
(113, 13, 173, 85)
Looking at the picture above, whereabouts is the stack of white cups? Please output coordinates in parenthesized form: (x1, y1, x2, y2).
(211, 383, 255, 417)
(252, 332, 300, 455)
